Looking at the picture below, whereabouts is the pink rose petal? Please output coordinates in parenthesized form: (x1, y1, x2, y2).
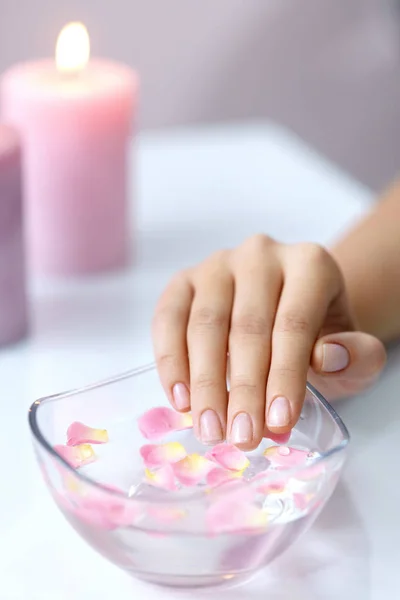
(66, 421, 109, 446)
(138, 407, 193, 440)
(263, 446, 310, 469)
(172, 454, 214, 486)
(257, 481, 286, 495)
(249, 473, 286, 495)
(206, 467, 244, 489)
(209, 480, 256, 504)
(293, 492, 315, 511)
(145, 464, 177, 491)
(54, 444, 97, 468)
(140, 442, 187, 468)
(147, 506, 187, 523)
(205, 443, 250, 472)
(78, 495, 141, 529)
(207, 497, 268, 535)
(60, 479, 142, 530)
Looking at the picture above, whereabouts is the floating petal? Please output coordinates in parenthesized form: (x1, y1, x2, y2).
(293, 492, 315, 511)
(59, 479, 141, 530)
(206, 467, 244, 489)
(206, 443, 250, 472)
(147, 506, 187, 523)
(207, 498, 268, 535)
(66, 421, 109, 446)
(140, 442, 186, 468)
(55, 444, 96, 468)
(75, 495, 140, 530)
(248, 472, 285, 495)
(263, 446, 310, 469)
(145, 464, 177, 491)
(172, 453, 214, 486)
(138, 407, 193, 440)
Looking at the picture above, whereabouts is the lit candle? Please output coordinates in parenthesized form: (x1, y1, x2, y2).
(1, 23, 138, 276)
(0, 124, 28, 346)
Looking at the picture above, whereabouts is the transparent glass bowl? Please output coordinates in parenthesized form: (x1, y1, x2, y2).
(28, 364, 349, 589)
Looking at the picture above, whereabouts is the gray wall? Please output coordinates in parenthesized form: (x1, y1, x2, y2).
(1, 0, 399, 190)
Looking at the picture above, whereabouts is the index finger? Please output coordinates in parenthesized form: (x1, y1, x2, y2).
(152, 274, 193, 411)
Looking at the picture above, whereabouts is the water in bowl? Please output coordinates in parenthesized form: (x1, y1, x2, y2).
(56, 428, 327, 588)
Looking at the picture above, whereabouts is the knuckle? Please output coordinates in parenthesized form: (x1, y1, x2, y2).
(242, 233, 274, 254)
(196, 249, 230, 277)
(295, 242, 330, 266)
(275, 310, 311, 335)
(231, 314, 270, 337)
(229, 380, 258, 395)
(152, 304, 183, 329)
(156, 352, 180, 371)
(190, 306, 227, 330)
(192, 373, 221, 393)
(269, 365, 299, 381)
(208, 248, 230, 264)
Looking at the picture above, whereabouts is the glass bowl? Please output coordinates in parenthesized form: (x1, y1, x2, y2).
(28, 363, 349, 589)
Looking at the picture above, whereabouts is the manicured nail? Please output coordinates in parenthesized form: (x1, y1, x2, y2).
(267, 396, 291, 428)
(172, 383, 190, 410)
(199, 409, 223, 444)
(230, 412, 253, 445)
(322, 343, 350, 373)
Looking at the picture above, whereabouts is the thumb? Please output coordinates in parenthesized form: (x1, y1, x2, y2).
(309, 331, 386, 399)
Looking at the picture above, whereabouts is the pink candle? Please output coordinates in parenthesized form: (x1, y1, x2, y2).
(1, 23, 138, 276)
(0, 124, 28, 345)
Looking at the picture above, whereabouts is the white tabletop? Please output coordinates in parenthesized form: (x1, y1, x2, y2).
(1, 122, 398, 600)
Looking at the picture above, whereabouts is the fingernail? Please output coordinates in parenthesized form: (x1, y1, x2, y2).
(172, 383, 190, 410)
(322, 343, 350, 373)
(199, 410, 223, 444)
(267, 396, 291, 428)
(230, 412, 253, 445)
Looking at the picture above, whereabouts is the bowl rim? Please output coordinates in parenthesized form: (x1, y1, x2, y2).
(28, 362, 350, 504)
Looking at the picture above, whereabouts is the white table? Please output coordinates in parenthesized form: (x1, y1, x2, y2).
(1, 122, 398, 600)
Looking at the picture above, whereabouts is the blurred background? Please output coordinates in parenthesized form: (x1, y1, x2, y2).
(0, 0, 399, 191)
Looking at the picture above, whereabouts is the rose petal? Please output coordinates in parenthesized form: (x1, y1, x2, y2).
(263, 446, 310, 469)
(138, 407, 193, 440)
(206, 467, 244, 489)
(172, 454, 214, 486)
(205, 443, 250, 472)
(246, 472, 285, 495)
(147, 506, 187, 523)
(54, 444, 96, 468)
(207, 498, 268, 535)
(293, 492, 315, 511)
(66, 421, 109, 446)
(140, 442, 187, 468)
(145, 464, 177, 491)
(60, 478, 141, 530)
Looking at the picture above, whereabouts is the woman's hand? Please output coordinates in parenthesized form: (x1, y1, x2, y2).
(152, 235, 386, 450)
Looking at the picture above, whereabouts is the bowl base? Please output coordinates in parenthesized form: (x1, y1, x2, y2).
(129, 568, 259, 590)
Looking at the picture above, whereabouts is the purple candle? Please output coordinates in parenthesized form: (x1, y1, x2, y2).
(0, 124, 28, 346)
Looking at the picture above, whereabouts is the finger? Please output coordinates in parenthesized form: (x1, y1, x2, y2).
(266, 245, 348, 432)
(188, 255, 234, 444)
(152, 273, 193, 412)
(227, 243, 282, 450)
(309, 331, 386, 398)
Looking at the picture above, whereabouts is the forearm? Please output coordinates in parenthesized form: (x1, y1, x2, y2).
(331, 180, 400, 342)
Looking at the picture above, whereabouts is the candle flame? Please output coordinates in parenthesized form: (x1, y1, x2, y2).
(56, 22, 90, 74)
